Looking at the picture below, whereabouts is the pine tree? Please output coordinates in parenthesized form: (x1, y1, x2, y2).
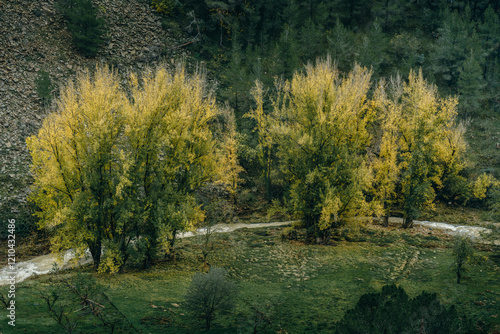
(57, 0, 106, 57)
(326, 19, 356, 73)
(458, 50, 486, 116)
(479, 6, 500, 104)
(429, 10, 473, 92)
(356, 21, 389, 77)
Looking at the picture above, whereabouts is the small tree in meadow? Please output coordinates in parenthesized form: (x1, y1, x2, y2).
(185, 267, 238, 331)
(452, 234, 479, 284)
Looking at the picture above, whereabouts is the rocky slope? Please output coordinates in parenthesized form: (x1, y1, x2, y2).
(0, 0, 185, 223)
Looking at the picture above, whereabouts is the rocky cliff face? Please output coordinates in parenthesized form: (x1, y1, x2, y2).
(0, 0, 184, 222)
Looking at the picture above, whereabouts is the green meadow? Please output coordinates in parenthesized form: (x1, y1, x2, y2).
(5, 224, 499, 333)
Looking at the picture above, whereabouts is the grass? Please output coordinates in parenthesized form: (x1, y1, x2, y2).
(2, 223, 499, 333)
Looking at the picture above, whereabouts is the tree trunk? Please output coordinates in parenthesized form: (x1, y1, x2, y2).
(119, 237, 130, 274)
(456, 263, 462, 284)
(142, 255, 151, 270)
(164, 229, 178, 260)
(143, 241, 157, 269)
(119, 251, 129, 274)
(88, 239, 102, 271)
(305, 223, 316, 244)
(219, 22, 223, 46)
(403, 216, 414, 228)
(206, 317, 211, 331)
(383, 215, 389, 227)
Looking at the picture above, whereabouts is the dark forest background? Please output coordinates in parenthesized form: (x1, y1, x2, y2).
(155, 0, 500, 197)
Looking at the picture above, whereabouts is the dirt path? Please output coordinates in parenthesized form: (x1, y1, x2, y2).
(383, 217, 494, 241)
(0, 221, 297, 286)
(1, 219, 496, 286)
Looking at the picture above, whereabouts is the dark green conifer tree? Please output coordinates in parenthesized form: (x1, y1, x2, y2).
(356, 21, 388, 77)
(479, 6, 500, 104)
(57, 0, 106, 57)
(429, 10, 473, 92)
(458, 50, 486, 116)
(327, 19, 356, 73)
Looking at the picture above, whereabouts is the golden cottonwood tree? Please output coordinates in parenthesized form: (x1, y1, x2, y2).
(27, 65, 239, 272)
(248, 58, 374, 241)
(27, 67, 127, 271)
(373, 70, 467, 227)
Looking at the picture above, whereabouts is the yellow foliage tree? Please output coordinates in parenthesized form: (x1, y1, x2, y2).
(248, 58, 374, 241)
(373, 70, 467, 227)
(27, 65, 241, 271)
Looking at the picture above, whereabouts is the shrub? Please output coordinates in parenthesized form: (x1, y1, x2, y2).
(281, 226, 298, 241)
(0, 199, 39, 239)
(471, 173, 499, 201)
(35, 70, 55, 106)
(0, 288, 13, 309)
(487, 185, 500, 221)
(185, 267, 238, 331)
(336, 285, 483, 333)
(151, 0, 180, 16)
(56, 0, 106, 57)
(452, 234, 486, 284)
(267, 198, 290, 222)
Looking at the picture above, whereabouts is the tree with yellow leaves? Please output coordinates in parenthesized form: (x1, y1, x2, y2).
(27, 65, 241, 272)
(248, 58, 374, 241)
(373, 70, 467, 227)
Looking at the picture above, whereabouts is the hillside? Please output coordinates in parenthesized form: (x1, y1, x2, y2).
(1, 0, 499, 234)
(0, 0, 186, 229)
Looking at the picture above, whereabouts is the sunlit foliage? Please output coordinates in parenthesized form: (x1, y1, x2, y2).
(373, 70, 467, 227)
(248, 58, 374, 241)
(27, 65, 240, 271)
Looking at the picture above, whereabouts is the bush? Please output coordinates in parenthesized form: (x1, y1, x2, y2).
(267, 198, 290, 222)
(281, 226, 298, 241)
(56, 0, 106, 57)
(35, 70, 55, 106)
(336, 285, 483, 333)
(0, 288, 13, 309)
(484, 183, 500, 222)
(452, 235, 486, 284)
(151, 0, 180, 16)
(185, 267, 238, 331)
(0, 199, 39, 239)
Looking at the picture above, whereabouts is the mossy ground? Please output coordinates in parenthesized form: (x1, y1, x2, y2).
(3, 223, 499, 333)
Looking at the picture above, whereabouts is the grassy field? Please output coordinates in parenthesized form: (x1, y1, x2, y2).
(2, 223, 499, 333)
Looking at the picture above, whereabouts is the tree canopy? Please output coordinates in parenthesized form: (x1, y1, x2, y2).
(27, 65, 240, 272)
(248, 59, 469, 236)
(373, 70, 467, 227)
(248, 59, 374, 240)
